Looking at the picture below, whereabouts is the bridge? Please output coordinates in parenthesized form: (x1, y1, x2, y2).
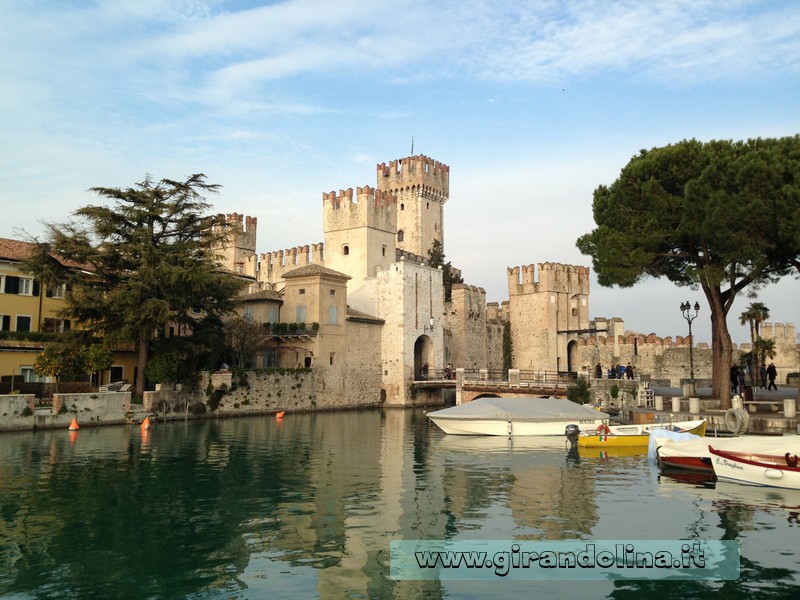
(412, 368, 576, 404)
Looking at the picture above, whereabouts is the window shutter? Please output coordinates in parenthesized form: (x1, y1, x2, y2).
(32, 280, 40, 296)
(4, 276, 19, 294)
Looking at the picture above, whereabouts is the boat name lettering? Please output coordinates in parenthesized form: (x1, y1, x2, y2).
(579, 420, 598, 424)
(715, 457, 744, 470)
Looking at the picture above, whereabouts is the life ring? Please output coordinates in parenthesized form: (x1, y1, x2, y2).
(595, 424, 611, 435)
(785, 453, 798, 468)
(724, 407, 749, 434)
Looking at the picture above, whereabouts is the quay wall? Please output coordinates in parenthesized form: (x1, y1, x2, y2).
(0, 392, 132, 431)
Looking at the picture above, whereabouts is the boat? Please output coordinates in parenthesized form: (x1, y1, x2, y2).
(607, 420, 708, 436)
(709, 446, 800, 489)
(426, 396, 609, 436)
(654, 434, 798, 473)
(578, 420, 707, 448)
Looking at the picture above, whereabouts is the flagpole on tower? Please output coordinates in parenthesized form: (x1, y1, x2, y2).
(411, 136, 414, 156)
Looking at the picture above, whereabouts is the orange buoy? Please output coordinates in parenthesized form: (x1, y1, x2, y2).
(276, 411, 285, 419)
(68, 418, 80, 431)
(141, 416, 151, 430)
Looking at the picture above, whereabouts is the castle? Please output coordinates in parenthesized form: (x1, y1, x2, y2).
(1, 153, 797, 404)
(213, 152, 798, 407)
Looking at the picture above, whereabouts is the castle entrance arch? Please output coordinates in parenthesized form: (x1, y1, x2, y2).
(414, 335, 434, 379)
(567, 340, 579, 374)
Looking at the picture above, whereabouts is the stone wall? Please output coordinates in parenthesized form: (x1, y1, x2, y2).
(144, 367, 384, 419)
(0, 392, 131, 431)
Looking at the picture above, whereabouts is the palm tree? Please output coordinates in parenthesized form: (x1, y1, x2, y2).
(739, 302, 770, 382)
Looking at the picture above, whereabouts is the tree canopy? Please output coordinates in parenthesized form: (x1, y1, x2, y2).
(576, 136, 800, 407)
(24, 174, 244, 396)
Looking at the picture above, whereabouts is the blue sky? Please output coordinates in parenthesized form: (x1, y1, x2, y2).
(2, 0, 799, 345)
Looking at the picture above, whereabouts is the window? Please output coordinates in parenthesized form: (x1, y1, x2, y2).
(397, 230, 404, 242)
(329, 306, 337, 325)
(572, 308, 578, 317)
(382, 245, 386, 257)
(329, 352, 335, 366)
(244, 306, 253, 319)
(263, 349, 278, 367)
(43, 317, 71, 332)
(329, 289, 336, 296)
(21, 367, 45, 383)
(0, 315, 9, 331)
(400, 203, 405, 211)
(19, 278, 33, 296)
(343, 245, 349, 256)
(268, 305, 279, 323)
(296, 306, 306, 323)
(47, 284, 67, 298)
(16, 315, 32, 332)
(110, 366, 124, 383)
(299, 288, 305, 295)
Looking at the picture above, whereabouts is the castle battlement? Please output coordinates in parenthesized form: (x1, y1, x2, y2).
(377, 155, 449, 201)
(762, 322, 796, 341)
(396, 249, 428, 265)
(257, 243, 325, 285)
(507, 262, 590, 296)
(323, 186, 397, 233)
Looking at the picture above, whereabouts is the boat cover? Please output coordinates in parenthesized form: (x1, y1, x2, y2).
(649, 432, 798, 463)
(427, 396, 608, 422)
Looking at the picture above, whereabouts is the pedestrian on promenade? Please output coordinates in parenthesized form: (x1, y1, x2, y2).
(626, 363, 634, 380)
(730, 365, 740, 394)
(766, 362, 778, 391)
(759, 365, 767, 389)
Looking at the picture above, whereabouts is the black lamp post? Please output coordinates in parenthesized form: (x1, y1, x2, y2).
(680, 301, 701, 393)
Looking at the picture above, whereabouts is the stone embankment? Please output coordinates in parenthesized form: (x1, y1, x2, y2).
(0, 368, 382, 432)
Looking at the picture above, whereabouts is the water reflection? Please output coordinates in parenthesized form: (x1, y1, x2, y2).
(0, 411, 799, 598)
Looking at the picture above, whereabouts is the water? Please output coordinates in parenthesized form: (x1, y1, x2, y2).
(1, 409, 799, 599)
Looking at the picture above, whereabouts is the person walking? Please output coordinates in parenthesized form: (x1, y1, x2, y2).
(626, 363, 634, 380)
(759, 365, 767, 389)
(766, 362, 778, 391)
(730, 365, 740, 394)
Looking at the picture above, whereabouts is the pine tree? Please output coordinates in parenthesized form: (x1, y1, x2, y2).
(24, 174, 244, 397)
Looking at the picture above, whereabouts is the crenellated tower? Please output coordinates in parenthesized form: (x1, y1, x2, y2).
(322, 185, 397, 291)
(377, 154, 449, 259)
(507, 262, 591, 372)
(215, 213, 257, 278)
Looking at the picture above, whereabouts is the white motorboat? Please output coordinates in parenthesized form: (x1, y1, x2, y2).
(426, 396, 608, 436)
(653, 434, 799, 473)
(709, 446, 800, 489)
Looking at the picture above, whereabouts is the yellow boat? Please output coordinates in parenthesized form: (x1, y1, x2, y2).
(578, 420, 706, 448)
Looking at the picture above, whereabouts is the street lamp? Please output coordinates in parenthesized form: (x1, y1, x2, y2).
(680, 301, 701, 394)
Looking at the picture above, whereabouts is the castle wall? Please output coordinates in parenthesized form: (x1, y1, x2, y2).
(373, 260, 444, 406)
(343, 319, 385, 405)
(761, 322, 800, 382)
(257, 243, 325, 289)
(445, 284, 489, 370)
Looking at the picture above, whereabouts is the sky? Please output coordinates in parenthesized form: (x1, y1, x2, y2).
(1, 0, 799, 345)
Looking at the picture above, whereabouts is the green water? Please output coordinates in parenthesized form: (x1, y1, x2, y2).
(1, 409, 799, 599)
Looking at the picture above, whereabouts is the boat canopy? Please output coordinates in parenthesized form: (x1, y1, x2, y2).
(427, 396, 609, 422)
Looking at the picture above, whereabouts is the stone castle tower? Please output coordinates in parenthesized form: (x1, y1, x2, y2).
(507, 263, 591, 372)
(322, 186, 397, 292)
(216, 213, 257, 279)
(377, 155, 449, 259)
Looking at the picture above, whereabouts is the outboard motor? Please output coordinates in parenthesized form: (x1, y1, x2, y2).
(565, 424, 581, 449)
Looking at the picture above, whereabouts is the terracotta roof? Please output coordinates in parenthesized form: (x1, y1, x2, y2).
(0, 238, 36, 262)
(282, 264, 351, 280)
(0, 237, 85, 269)
(241, 289, 283, 303)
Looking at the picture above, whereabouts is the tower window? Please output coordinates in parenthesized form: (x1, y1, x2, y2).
(426, 202, 429, 209)
(397, 230, 404, 242)
(299, 289, 305, 295)
(343, 245, 349, 256)
(400, 203, 404, 211)
(382, 245, 386, 256)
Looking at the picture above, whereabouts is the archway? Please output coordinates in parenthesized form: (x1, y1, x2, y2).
(414, 335, 434, 379)
(567, 340, 579, 374)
